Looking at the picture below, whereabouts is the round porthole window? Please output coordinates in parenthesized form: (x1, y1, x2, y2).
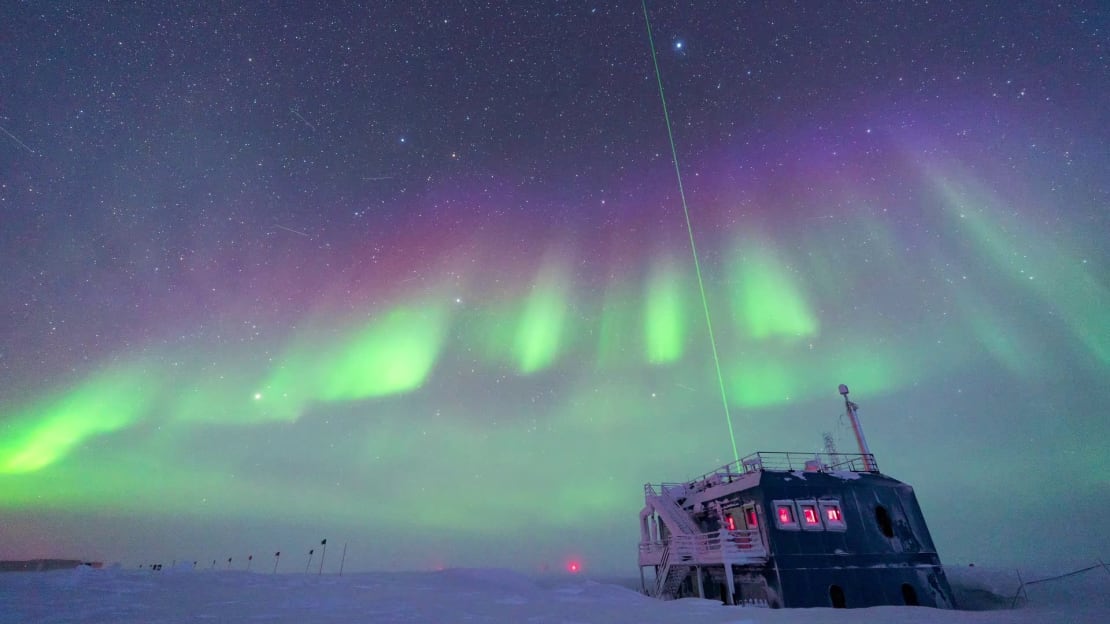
(902, 583, 919, 606)
(875, 505, 894, 538)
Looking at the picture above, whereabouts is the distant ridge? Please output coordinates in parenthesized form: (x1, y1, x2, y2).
(0, 559, 102, 572)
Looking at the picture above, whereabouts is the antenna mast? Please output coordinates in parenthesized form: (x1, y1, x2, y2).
(838, 384, 876, 471)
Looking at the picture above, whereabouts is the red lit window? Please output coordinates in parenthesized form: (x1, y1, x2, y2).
(746, 508, 758, 528)
(725, 515, 736, 531)
(819, 500, 847, 531)
(795, 499, 823, 531)
(777, 506, 794, 524)
(773, 500, 799, 530)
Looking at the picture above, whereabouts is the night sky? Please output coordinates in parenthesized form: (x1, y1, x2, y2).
(2, 2, 1107, 575)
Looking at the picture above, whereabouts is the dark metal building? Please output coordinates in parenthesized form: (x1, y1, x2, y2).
(638, 451, 955, 609)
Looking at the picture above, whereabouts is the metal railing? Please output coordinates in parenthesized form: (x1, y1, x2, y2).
(652, 540, 688, 598)
(645, 528, 768, 598)
(641, 529, 766, 566)
(651, 543, 671, 597)
(645, 451, 879, 496)
(643, 483, 702, 537)
(699, 529, 766, 557)
(658, 493, 701, 535)
(733, 451, 879, 474)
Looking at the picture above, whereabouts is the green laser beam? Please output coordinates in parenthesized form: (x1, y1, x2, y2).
(641, 0, 739, 464)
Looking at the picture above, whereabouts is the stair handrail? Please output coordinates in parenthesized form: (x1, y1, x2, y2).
(655, 535, 697, 598)
(655, 488, 700, 535)
(653, 542, 672, 597)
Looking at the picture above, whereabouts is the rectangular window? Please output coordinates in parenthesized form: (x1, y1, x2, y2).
(797, 499, 823, 531)
(772, 500, 799, 530)
(745, 506, 758, 529)
(725, 515, 736, 531)
(819, 499, 847, 531)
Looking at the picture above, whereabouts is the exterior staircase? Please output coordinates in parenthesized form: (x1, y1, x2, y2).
(641, 483, 768, 600)
(647, 485, 700, 535)
(653, 537, 695, 598)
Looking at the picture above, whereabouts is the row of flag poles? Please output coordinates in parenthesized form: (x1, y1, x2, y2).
(209, 539, 348, 575)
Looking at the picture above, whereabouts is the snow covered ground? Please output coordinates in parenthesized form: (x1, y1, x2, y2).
(1, 564, 1106, 623)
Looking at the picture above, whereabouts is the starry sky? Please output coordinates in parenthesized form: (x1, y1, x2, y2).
(1, 2, 1107, 575)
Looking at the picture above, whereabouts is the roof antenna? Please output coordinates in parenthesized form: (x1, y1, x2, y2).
(839, 384, 876, 471)
(822, 431, 838, 457)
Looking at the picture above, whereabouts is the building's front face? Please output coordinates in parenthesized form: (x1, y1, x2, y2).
(712, 471, 955, 608)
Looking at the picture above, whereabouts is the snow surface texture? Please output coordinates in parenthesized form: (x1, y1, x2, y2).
(1, 565, 1106, 623)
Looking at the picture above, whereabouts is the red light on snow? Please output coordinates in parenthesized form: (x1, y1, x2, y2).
(826, 507, 843, 522)
(777, 506, 794, 524)
(567, 561, 581, 574)
(726, 516, 736, 531)
(802, 507, 820, 525)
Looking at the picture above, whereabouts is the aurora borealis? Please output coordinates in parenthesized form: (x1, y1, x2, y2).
(2, 3, 1107, 574)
